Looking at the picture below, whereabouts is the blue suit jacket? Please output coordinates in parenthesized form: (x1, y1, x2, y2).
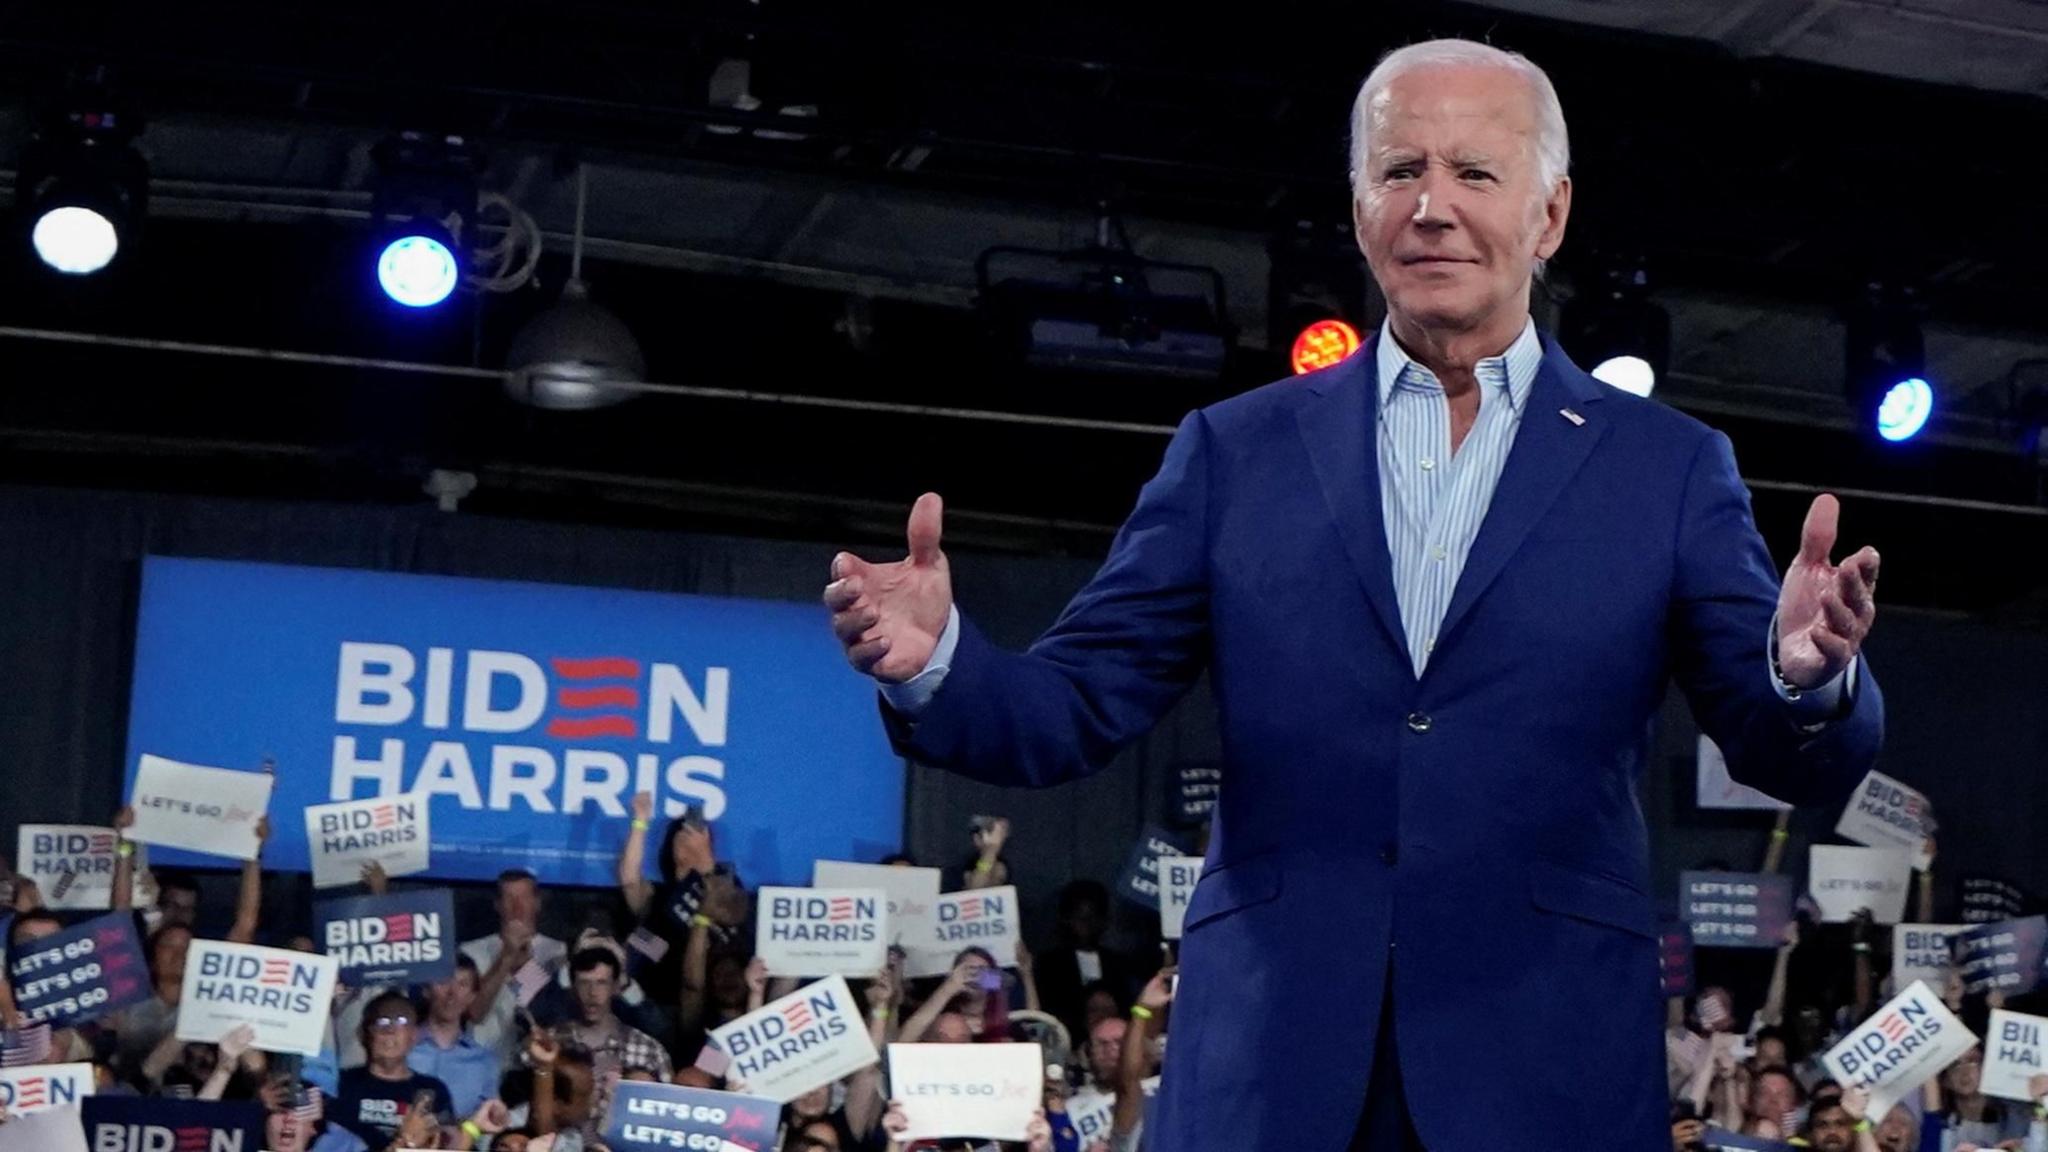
(883, 333, 1883, 1150)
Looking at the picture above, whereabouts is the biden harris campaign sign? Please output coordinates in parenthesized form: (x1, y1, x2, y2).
(124, 557, 904, 887)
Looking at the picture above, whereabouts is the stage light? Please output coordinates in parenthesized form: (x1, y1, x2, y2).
(376, 230, 459, 308)
(1845, 285, 1933, 444)
(18, 106, 147, 276)
(31, 205, 120, 274)
(1591, 355, 1656, 398)
(1291, 317, 1362, 375)
(1875, 377, 1933, 442)
(369, 132, 480, 311)
(1558, 263, 1669, 397)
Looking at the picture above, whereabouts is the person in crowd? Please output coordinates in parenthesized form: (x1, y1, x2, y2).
(619, 792, 742, 1008)
(560, 939, 673, 1121)
(675, 869, 752, 1048)
(1083, 1016, 1126, 1093)
(1035, 881, 1138, 1043)
(1103, 968, 1172, 1152)
(463, 869, 569, 1067)
(113, 920, 193, 1077)
(1921, 1044, 2034, 1149)
(901, 949, 1012, 1043)
(880, 1100, 1057, 1152)
(331, 989, 454, 1147)
(409, 954, 501, 1118)
(513, 1029, 600, 1149)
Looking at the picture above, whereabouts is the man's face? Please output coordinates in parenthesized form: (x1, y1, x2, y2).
(1063, 901, 1106, 947)
(1751, 1072, 1797, 1124)
(497, 877, 540, 929)
(1353, 63, 1568, 341)
(574, 964, 618, 1025)
(429, 969, 479, 1025)
(1088, 1018, 1127, 1081)
(366, 1003, 416, 1065)
(1755, 1037, 1787, 1069)
(1809, 1104, 1855, 1152)
(931, 1012, 974, 1044)
(153, 926, 192, 985)
(158, 886, 199, 928)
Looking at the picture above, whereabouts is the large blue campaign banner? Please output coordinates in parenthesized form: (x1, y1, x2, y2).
(124, 557, 905, 887)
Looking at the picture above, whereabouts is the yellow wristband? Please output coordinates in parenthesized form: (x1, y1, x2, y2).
(1130, 1005, 1154, 1021)
(1770, 829, 1789, 841)
(631, 819, 650, 832)
(116, 841, 136, 858)
(870, 1007, 892, 1021)
(691, 913, 713, 928)
(461, 1120, 485, 1141)
(1854, 1119, 1873, 1132)
(973, 860, 993, 874)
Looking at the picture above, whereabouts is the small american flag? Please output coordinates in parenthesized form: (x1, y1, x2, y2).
(1781, 1108, 1802, 1137)
(1, 1023, 52, 1067)
(694, 1043, 731, 1077)
(290, 1084, 324, 1121)
(513, 958, 552, 1007)
(627, 928, 669, 963)
(1668, 1029, 1707, 1073)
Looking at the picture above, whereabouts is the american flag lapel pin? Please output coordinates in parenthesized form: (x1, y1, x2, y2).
(1559, 408, 1585, 426)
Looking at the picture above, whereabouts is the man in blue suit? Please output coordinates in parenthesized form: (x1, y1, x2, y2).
(823, 38, 1883, 1151)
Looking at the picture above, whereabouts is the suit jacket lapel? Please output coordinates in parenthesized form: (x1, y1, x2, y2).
(1430, 337, 1609, 664)
(1293, 340, 1409, 664)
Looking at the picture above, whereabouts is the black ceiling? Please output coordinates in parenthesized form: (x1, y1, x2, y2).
(0, 3, 2043, 619)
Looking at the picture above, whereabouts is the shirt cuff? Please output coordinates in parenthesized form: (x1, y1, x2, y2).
(877, 604, 960, 716)
(1767, 620, 1856, 724)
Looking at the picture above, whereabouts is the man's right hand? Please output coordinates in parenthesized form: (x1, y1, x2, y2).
(823, 492, 953, 684)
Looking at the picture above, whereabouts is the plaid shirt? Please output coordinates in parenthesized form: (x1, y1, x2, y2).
(562, 1020, 673, 1123)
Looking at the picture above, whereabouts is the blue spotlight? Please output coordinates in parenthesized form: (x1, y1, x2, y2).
(377, 232, 459, 308)
(1875, 377, 1933, 442)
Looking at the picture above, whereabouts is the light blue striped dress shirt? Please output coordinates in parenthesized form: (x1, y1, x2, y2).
(1375, 317, 1543, 676)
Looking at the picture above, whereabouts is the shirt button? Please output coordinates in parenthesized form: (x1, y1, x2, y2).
(1419, 457, 1436, 471)
(1430, 546, 1447, 561)
(1406, 712, 1432, 734)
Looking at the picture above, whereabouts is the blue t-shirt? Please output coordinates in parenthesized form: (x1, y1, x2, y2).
(331, 1067, 453, 1146)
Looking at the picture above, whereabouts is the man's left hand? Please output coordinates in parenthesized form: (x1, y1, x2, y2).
(1776, 494, 1879, 688)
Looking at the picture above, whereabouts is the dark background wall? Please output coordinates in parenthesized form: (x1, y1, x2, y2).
(0, 482, 2039, 963)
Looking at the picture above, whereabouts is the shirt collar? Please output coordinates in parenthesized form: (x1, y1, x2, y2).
(1374, 317, 1542, 415)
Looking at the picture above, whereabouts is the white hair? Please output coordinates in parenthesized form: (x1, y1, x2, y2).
(1347, 38, 1570, 197)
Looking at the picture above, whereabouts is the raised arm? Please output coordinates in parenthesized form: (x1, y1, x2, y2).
(1112, 969, 1173, 1142)
(965, 819, 1009, 891)
(1761, 810, 1791, 874)
(845, 967, 898, 1141)
(226, 816, 269, 945)
(1917, 838, 1937, 922)
(111, 807, 136, 912)
(1759, 921, 1798, 1028)
(619, 792, 656, 919)
(832, 414, 1216, 790)
(898, 960, 973, 1045)
(1668, 439, 1883, 807)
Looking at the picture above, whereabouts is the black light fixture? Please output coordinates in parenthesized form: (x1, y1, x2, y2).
(1558, 262, 1670, 398)
(370, 132, 482, 309)
(18, 101, 147, 276)
(1845, 284, 1935, 444)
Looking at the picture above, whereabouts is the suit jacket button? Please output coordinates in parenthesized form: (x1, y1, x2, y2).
(1406, 712, 1432, 734)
